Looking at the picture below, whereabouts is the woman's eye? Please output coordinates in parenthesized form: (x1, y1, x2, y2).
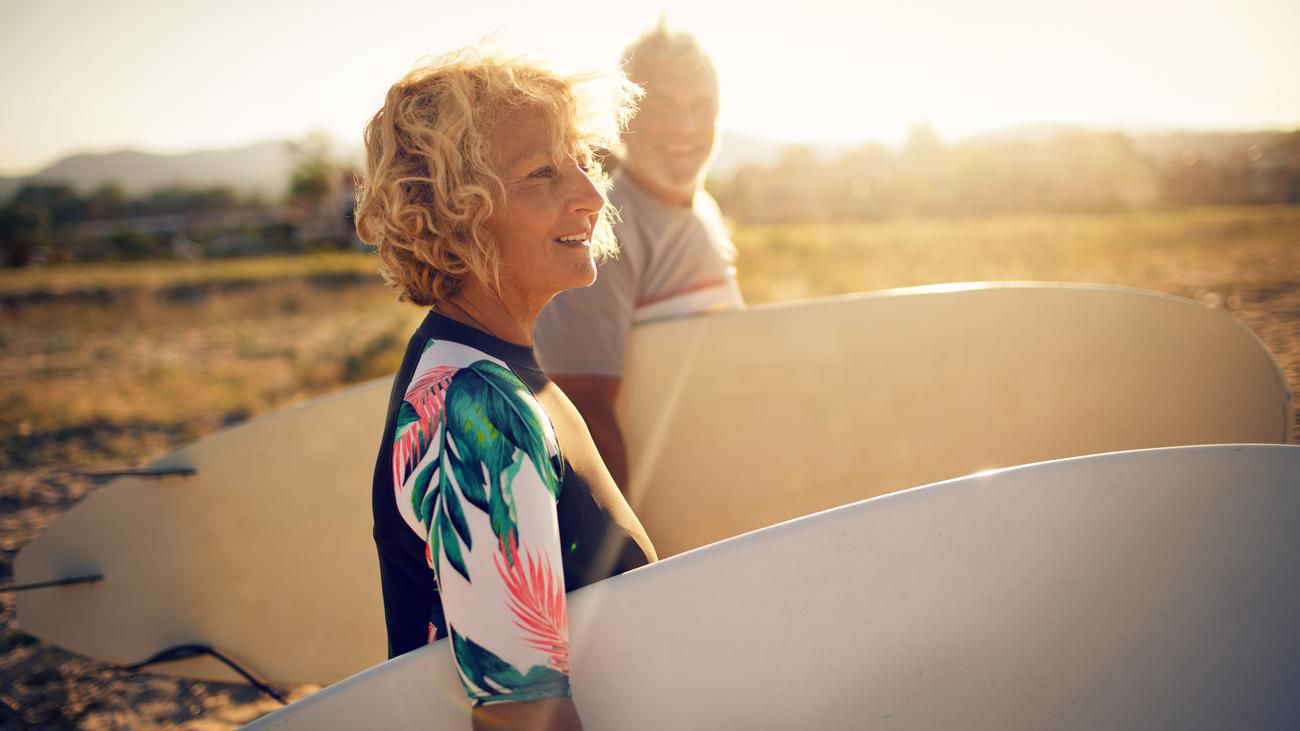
(529, 166, 556, 179)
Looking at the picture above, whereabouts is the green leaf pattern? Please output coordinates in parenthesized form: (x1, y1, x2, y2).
(452, 627, 570, 705)
(421, 360, 560, 580)
(393, 342, 570, 704)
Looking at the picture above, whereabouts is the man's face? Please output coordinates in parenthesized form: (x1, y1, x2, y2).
(622, 63, 719, 199)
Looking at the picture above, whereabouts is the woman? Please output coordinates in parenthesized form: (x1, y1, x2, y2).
(355, 50, 657, 731)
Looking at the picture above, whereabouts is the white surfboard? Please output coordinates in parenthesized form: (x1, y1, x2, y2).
(246, 444, 1300, 730)
(619, 282, 1294, 556)
(13, 284, 1294, 685)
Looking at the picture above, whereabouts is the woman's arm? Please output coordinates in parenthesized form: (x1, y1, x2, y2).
(419, 360, 582, 728)
(473, 696, 582, 731)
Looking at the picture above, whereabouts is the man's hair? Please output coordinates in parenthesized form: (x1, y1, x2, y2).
(621, 18, 717, 87)
(354, 48, 640, 306)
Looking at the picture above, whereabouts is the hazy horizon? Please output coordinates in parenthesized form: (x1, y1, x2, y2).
(3, 0, 1299, 177)
(9, 119, 1300, 180)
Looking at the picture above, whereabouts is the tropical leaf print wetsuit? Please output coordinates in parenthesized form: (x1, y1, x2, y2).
(372, 311, 656, 706)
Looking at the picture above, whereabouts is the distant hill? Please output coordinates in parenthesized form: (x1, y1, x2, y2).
(4, 126, 1293, 204)
(0, 133, 815, 202)
(38, 142, 292, 194)
(0, 141, 361, 202)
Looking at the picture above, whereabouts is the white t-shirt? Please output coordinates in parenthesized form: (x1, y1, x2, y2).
(535, 170, 744, 375)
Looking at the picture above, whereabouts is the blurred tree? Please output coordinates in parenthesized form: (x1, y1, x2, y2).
(109, 228, 166, 260)
(2, 183, 86, 264)
(85, 182, 129, 219)
(286, 132, 337, 209)
(778, 145, 819, 170)
(0, 203, 47, 266)
(903, 123, 944, 167)
(12, 183, 86, 227)
(134, 184, 239, 216)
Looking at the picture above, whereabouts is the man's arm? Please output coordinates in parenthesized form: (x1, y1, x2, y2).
(551, 374, 629, 493)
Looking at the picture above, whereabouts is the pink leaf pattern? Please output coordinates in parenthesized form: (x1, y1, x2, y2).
(494, 535, 569, 673)
(391, 364, 459, 491)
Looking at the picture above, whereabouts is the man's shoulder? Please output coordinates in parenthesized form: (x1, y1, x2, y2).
(692, 187, 726, 222)
(605, 169, 639, 213)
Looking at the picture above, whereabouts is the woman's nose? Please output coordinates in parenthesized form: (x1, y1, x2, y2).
(569, 167, 604, 214)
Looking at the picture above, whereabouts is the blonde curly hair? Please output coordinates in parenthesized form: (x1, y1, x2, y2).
(355, 49, 641, 306)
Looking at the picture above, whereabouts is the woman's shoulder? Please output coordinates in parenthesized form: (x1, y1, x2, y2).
(402, 340, 561, 481)
(407, 340, 537, 412)
(389, 337, 564, 576)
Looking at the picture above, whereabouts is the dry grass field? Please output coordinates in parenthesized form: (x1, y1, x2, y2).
(734, 206, 1300, 431)
(2, 206, 1297, 727)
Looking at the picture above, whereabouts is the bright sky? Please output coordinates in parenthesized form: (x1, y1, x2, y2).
(2, 0, 1298, 175)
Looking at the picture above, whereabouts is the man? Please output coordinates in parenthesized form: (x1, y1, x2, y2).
(535, 23, 744, 494)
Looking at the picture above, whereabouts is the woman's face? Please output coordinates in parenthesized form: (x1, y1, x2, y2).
(483, 107, 605, 307)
